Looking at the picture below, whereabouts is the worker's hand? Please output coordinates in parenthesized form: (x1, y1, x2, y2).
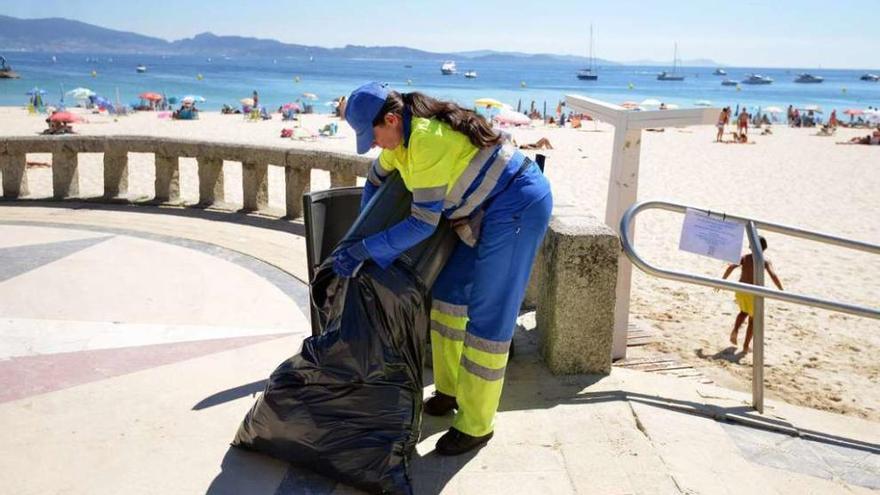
(332, 241, 370, 278)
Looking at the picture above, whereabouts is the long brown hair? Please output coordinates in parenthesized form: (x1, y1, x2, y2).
(373, 91, 501, 148)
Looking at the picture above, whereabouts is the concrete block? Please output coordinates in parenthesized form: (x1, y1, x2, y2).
(537, 214, 618, 375)
(1, 152, 28, 199)
(284, 166, 310, 219)
(197, 157, 224, 206)
(242, 160, 268, 211)
(154, 154, 180, 202)
(52, 149, 79, 199)
(103, 149, 128, 199)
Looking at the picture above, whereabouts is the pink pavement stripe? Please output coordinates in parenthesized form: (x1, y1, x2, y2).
(0, 333, 291, 403)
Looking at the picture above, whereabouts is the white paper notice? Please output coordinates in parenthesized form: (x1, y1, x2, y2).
(678, 208, 744, 263)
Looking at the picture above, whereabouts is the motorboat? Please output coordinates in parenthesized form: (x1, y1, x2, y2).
(464, 70, 477, 79)
(0, 55, 20, 79)
(721, 79, 738, 86)
(440, 61, 456, 75)
(576, 24, 599, 81)
(657, 43, 685, 81)
(713, 68, 727, 76)
(794, 73, 823, 83)
(741, 73, 773, 85)
(860, 73, 879, 82)
(136, 64, 147, 73)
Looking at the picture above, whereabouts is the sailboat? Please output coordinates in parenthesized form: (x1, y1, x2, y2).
(576, 24, 598, 81)
(657, 43, 685, 81)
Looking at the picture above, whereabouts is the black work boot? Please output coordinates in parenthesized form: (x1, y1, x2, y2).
(435, 427, 494, 456)
(423, 391, 458, 416)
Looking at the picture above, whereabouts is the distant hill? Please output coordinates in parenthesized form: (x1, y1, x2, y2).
(0, 15, 717, 66)
(623, 58, 722, 67)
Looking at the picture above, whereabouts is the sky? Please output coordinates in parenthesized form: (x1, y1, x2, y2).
(2, 0, 879, 69)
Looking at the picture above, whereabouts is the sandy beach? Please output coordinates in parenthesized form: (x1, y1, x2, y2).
(2, 106, 878, 421)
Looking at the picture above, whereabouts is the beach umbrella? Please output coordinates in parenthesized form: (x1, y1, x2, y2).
(182, 95, 206, 103)
(240, 97, 255, 106)
(764, 106, 783, 114)
(139, 92, 163, 101)
(282, 102, 302, 111)
(492, 107, 530, 126)
(66, 87, 95, 100)
(302, 92, 318, 100)
(26, 87, 47, 96)
(640, 98, 662, 107)
(843, 109, 863, 116)
(48, 111, 84, 123)
(475, 97, 504, 108)
(325, 100, 340, 108)
(800, 104, 822, 113)
(694, 100, 712, 107)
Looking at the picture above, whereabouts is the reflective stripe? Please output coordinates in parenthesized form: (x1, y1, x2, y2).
(412, 185, 447, 203)
(433, 300, 468, 318)
(444, 145, 498, 211)
(461, 355, 505, 381)
(464, 333, 510, 354)
(411, 204, 441, 225)
(431, 321, 464, 341)
(367, 159, 390, 186)
(452, 145, 518, 219)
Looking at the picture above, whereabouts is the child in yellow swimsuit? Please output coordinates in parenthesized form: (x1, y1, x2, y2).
(720, 236, 784, 353)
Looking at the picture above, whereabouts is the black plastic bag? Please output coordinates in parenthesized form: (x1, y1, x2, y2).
(233, 173, 456, 494)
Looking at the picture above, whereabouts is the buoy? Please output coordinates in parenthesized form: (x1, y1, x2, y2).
(842, 87, 847, 94)
(294, 76, 301, 83)
(736, 85, 741, 91)
(520, 81, 527, 88)
(197, 73, 203, 80)
(406, 79, 412, 85)
(91, 70, 97, 77)
(628, 82, 634, 90)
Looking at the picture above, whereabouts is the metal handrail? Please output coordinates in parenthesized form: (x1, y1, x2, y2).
(620, 200, 880, 412)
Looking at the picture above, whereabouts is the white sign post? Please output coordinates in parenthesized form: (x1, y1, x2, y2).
(565, 95, 721, 359)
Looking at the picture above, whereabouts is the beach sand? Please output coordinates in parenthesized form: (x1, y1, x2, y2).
(2, 106, 878, 421)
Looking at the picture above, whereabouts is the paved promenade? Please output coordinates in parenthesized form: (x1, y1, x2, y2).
(0, 202, 877, 494)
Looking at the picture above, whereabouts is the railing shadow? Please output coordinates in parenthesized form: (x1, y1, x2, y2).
(0, 199, 306, 237)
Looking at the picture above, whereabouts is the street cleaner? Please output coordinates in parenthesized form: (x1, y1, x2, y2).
(338, 82, 552, 455)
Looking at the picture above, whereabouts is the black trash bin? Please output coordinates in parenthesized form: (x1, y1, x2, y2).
(302, 186, 363, 336)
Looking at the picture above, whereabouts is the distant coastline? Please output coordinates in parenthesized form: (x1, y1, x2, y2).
(0, 15, 720, 67)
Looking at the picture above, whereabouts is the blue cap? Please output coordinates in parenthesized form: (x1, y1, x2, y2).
(345, 82, 389, 154)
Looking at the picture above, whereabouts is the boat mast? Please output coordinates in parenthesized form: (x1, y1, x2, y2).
(589, 24, 594, 71)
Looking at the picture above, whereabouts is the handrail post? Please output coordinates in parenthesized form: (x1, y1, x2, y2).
(154, 153, 180, 202)
(242, 160, 268, 211)
(745, 221, 765, 413)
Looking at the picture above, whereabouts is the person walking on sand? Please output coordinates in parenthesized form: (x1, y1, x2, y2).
(719, 236, 784, 353)
(716, 107, 730, 142)
(339, 82, 552, 455)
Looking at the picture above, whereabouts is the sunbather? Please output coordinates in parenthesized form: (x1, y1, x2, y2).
(518, 137, 553, 150)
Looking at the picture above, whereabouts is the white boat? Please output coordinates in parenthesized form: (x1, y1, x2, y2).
(441, 61, 456, 75)
(859, 73, 879, 82)
(136, 64, 147, 73)
(712, 68, 727, 76)
(576, 24, 598, 81)
(721, 79, 738, 86)
(794, 73, 823, 83)
(657, 43, 685, 81)
(464, 70, 477, 79)
(741, 73, 773, 85)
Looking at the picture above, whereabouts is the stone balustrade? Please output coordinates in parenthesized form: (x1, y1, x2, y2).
(0, 135, 618, 375)
(0, 135, 371, 218)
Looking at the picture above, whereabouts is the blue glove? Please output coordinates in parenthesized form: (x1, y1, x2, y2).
(332, 240, 371, 278)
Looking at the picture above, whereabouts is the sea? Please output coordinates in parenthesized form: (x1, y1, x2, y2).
(1, 52, 879, 115)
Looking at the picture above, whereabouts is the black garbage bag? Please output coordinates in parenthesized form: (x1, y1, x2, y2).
(233, 172, 457, 494)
